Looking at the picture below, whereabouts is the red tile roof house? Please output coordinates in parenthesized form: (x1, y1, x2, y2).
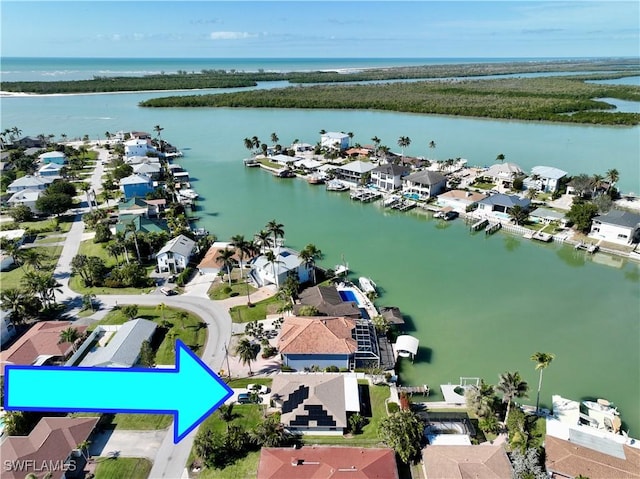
(258, 446, 399, 479)
(0, 321, 87, 376)
(1, 416, 99, 479)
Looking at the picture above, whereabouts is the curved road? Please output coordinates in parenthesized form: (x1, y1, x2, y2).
(51, 145, 233, 478)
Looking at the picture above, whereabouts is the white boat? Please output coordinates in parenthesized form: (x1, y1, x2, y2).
(334, 263, 349, 276)
(326, 179, 349, 192)
(383, 195, 401, 207)
(582, 399, 622, 433)
(358, 277, 377, 295)
(179, 188, 199, 199)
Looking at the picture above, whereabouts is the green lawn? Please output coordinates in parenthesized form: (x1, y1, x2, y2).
(229, 295, 286, 323)
(20, 215, 75, 234)
(472, 181, 496, 190)
(108, 413, 172, 430)
(93, 457, 152, 479)
(209, 278, 257, 300)
(0, 245, 63, 289)
(227, 378, 272, 389)
(77, 239, 118, 267)
(197, 451, 260, 479)
(89, 306, 207, 364)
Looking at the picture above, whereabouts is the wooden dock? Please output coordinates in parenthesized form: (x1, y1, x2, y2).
(397, 385, 430, 397)
(485, 222, 502, 235)
(470, 218, 489, 231)
(391, 199, 416, 211)
(350, 189, 382, 203)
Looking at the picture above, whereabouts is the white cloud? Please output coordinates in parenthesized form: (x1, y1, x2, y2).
(209, 31, 257, 40)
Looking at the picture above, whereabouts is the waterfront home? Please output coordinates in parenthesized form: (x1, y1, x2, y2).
(258, 446, 399, 479)
(79, 319, 157, 368)
(475, 194, 530, 221)
(335, 160, 376, 184)
(270, 373, 360, 435)
(402, 170, 447, 199)
(156, 234, 196, 274)
(0, 310, 16, 346)
(115, 214, 169, 235)
(196, 242, 242, 275)
(293, 158, 323, 171)
(7, 174, 51, 193)
(436, 189, 487, 213)
(36, 161, 64, 178)
(422, 445, 513, 479)
(293, 285, 361, 318)
(118, 197, 164, 218)
(371, 163, 411, 191)
(483, 162, 524, 188)
(12, 136, 45, 149)
(270, 153, 298, 166)
(524, 165, 568, 193)
(124, 138, 156, 157)
(132, 161, 161, 179)
(529, 207, 567, 225)
(345, 147, 373, 158)
(38, 150, 66, 165)
(251, 247, 311, 287)
(0, 321, 88, 374)
(119, 173, 154, 200)
(125, 154, 160, 165)
(320, 131, 350, 151)
(589, 209, 640, 246)
(7, 188, 42, 214)
(0, 416, 99, 479)
(278, 316, 379, 370)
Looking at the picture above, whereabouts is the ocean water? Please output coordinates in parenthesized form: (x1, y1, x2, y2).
(2, 57, 639, 433)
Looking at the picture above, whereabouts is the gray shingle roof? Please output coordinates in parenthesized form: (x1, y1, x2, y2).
(372, 164, 411, 176)
(478, 194, 530, 209)
(404, 170, 446, 185)
(594, 209, 640, 228)
(81, 319, 156, 368)
(158, 234, 196, 258)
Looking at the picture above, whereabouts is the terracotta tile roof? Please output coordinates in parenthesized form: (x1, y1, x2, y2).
(278, 317, 358, 355)
(422, 445, 513, 479)
(258, 446, 399, 479)
(438, 189, 487, 203)
(1, 416, 99, 479)
(545, 435, 640, 479)
(0, 321, 87, 371)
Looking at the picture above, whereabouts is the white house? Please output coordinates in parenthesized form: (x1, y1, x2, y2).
(402, 170, 447, 199)
(7, 175, 51, 193)
(37, 162, 64, 178)
(589, 210, 640, 246)
(524, 166, 568, 193)
(7, 189, 42, 213)
(483, 162, 524, 187)
(251, 247, 310, 287)
(270, 154, 298, 166)
(437, 189, 487, 213)
(0, 310, 16, 346)
(371, 164, 411, 191)
(132, 162, 161, 179)
(38, 151, 66, 165)
(156, 234, 197, 273)
(320, 132, 350, 151)
(336, 160, 376, 184)
(475, 194, 530, 220)
(124, 138, 155, 158)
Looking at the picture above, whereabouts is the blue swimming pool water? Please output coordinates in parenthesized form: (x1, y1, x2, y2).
(339, 290, 358, 304)
(404, 193, 420, 200)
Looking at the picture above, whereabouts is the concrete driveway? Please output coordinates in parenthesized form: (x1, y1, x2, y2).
(90, 428, 167, 460)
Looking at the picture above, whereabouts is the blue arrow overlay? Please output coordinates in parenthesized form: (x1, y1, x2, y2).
(4, 339, 233, 443)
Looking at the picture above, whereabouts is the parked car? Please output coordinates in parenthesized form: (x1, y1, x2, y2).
(247, 384, 269, 394)
(237, 392, 256, 404)
(160, 287, 176, 296)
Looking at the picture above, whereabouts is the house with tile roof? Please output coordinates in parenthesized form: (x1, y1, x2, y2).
(293, 285, 361, 318)
(589, 209, 640, 246)
(371, 163, 411, 191)
(437, 189, 487, 213)
(0, 321, 87, 375)
(1, 416, 99, 479)
(115, 214, 168, 235)
(156, 234, 196, 273)
(258, 446, 399, 479)
(402, 170, 447, 199)
(422, 445, 513, 479)
(278, 316, 379, 370)
(270, 373, 360, 435)
(336, 160, 377, 185)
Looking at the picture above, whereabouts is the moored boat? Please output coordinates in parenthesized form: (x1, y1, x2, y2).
(582, 398, 622, 433)
(358, 276, 377, 295)
(307, 173, 325, 184)
(326, 179, 349, 191)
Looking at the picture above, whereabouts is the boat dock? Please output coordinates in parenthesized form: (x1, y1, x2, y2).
(470, 218, 489, 231)
(575, 241, 600, 254)
(391, 199, 417, 211)
(397, 385, 430, 397)
(350, 189, 382, 203)
(485, 222, 502, 235)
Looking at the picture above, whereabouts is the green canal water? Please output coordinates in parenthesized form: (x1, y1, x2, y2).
(2, 90, 639, 434)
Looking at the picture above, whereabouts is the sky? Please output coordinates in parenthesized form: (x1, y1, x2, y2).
(1, 1, 639, 58)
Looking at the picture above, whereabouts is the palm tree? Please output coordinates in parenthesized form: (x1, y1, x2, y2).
(606, 168, 619, 191)
(509, 205, 529, 226)
(251, 415, 291, 447)
(255, 230, 273, 254)
(371, 136, 381, 157)
(347, 131, 354, 147)
(531, 352, 555, 414)
(216, 248, 236, 286)
(125, 222, 141, 262)
(243, 137, 254, 156)
(270, 132, 279, 147)
(218, 403, 235, 429)
(264, 250, 283, 288)
(496, 153, 506, 163)
(319, 129, 326, 135)
(154, 125, 164, 152)
(496, 371, 529, 422)
(80, 182, 93, 212)
(428, 140, 436, 159)
(156, 302, 167, 321)
(76, 439, 91, 461)
(82, 293, 97, 312)
(230, 235, 249, 278)
(397, 136, 411, 161)
(299, 244, 323, 284)
(58, 326, 81, 352)
(266, 219, 285, 248)
(234, 337, 258, 376)
(0, 288, 39, 325)
(592, 174, 604, 194)
(175, 311, 188, 329)
(465, 380, 496, 419)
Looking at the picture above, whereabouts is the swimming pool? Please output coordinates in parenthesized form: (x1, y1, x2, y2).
(403, 193, 420, 201)
(339, 290, 358, 304)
